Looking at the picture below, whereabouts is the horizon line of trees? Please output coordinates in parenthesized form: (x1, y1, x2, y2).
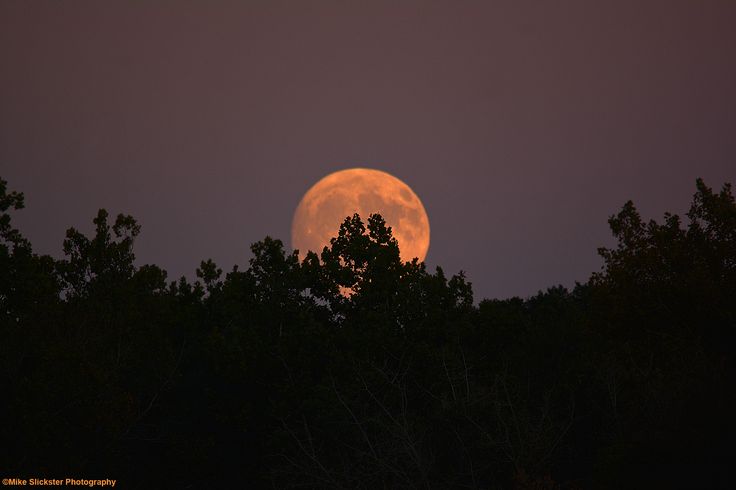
(1, 176, 734, 489)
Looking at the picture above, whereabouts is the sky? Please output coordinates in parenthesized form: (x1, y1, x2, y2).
(1, 0, 734, 300)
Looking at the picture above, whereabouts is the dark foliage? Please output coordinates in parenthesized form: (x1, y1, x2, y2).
(1, 177, 733, 488)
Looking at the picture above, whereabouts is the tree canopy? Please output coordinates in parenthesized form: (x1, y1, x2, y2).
(1, 176, 733, 488)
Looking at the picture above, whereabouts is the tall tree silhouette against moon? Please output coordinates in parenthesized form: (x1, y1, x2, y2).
(291, 168, 430, 263)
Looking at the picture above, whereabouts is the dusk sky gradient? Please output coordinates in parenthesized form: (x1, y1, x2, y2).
(2, 0, 734, 300)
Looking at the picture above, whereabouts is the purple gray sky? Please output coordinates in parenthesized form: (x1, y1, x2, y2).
(2, 1, 734, 300)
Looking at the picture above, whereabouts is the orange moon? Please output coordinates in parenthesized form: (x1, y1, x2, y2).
(292, 168, 430, 263)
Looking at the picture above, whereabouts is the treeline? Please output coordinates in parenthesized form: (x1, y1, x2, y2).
(1, 177, 734, 489)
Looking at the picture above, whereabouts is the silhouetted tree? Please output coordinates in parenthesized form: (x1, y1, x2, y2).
(1, 176, 733, 489)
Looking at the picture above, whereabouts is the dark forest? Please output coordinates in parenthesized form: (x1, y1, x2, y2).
(1, 177, 734, 489)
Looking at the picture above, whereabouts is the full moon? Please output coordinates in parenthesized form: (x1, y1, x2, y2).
(292, 168, 430, 263)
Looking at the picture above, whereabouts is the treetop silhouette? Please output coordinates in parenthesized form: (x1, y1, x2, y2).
(1, 176, 733, 489)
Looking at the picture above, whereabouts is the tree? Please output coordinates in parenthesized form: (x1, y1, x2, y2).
(587, 179, 735, 488)
(2, 175, 734, 489)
